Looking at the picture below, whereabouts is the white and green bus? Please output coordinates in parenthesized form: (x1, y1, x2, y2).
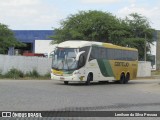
(51, 40, 138, 85)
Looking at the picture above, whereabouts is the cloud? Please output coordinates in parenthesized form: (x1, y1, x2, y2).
(81, 0, 122, 4)
(0, 0, 39, 6)
(116, 4, 160, 30)
(0, 0, 63, 29)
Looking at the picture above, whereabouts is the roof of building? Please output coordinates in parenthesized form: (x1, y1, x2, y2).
(13, 30, 54, 43)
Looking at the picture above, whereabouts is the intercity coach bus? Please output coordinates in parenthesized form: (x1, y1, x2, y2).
(51, 40, 138, 85)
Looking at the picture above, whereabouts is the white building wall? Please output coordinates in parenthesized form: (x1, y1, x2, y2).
(0, 55, 151, 77)
(0, 55, 52, 75)
(150, 41, 156, 55)
(150, 41, 156, 69)
(34, 40, 57, 55)
(137, 61, 151, 77)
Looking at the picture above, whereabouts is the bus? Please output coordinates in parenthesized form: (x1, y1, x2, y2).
(51, 40, 138, 85)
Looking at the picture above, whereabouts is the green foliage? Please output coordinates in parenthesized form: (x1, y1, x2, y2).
(51, 10, 120, 43)
(51, 11, 155, 60)
(0, 23, 25, 54)
(4, 68, 24, 79)
(0, 69, 3, 78)
(0, 69, 50, 80)
(44, 72, 50, 78)
(25, 69, 40, 78)
(122, 13, 154, 60)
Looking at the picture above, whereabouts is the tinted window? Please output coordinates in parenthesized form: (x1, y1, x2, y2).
(79, 46, 90, 64)
(89, 46, 138, 61)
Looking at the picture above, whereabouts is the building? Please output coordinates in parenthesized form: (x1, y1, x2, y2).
(9, 30, 160, 69)
(8, 30, 54, 56)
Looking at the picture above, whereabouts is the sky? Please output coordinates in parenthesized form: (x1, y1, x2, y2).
(0, 0, 160, 30)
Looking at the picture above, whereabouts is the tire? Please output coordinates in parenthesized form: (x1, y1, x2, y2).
(119, 74, 125, 84)
(86, 73, 92, 85)
(64, 81, 68, 85)
(125, 74, 130, 84)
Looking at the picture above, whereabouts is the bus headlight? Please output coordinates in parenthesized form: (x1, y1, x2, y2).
(73, 70, 80, 75)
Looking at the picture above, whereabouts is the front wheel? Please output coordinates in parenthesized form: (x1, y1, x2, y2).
(85, 73, 93, 85)
(64, 81, 68, 85)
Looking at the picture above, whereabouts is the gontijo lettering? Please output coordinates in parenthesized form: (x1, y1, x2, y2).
(115, 62, 129, 67)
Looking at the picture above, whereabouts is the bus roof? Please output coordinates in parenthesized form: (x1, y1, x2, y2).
(58, 40, 138, 51)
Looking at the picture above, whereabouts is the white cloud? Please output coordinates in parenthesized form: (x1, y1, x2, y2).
(0, 0, 63, 29)
(0, 0, 39, 6)
(81, 0, 122, 4)
(116, 4, 160, 30)
(1, 0, 159, 30)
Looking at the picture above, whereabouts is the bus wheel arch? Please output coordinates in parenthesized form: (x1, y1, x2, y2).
(86, 72, 93, 85)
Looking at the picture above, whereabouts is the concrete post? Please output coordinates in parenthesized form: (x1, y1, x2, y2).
(156, 31, 160, 70)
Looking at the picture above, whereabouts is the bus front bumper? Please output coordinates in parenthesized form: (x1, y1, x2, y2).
(51, 73, 86, 82)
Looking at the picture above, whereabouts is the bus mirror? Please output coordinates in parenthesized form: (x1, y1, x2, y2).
(76, 51, 85, 61)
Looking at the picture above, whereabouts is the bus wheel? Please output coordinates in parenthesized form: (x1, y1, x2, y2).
(64, 81, 68, 85)
(119, 73, 125, 84)
(125, 73, 130, 84)
(86, 73, 93, 85)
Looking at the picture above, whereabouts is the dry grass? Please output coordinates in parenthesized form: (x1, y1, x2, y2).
(151, 70, 160, 75)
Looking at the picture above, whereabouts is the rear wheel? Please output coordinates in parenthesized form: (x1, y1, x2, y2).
(125, 73, 130, 84)
(64, 81, 68, 85)
(86, 73, 93, 85)
(119, 73, 125, 84)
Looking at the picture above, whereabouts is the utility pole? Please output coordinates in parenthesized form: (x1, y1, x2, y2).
(144, 33, 147, 61)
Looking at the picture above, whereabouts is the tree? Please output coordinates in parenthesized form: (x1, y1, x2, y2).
(51, 11, 154, 60)
(51, 10, 120, 43)
(0, 23, 25, 54)
(121, 13, 154, 60)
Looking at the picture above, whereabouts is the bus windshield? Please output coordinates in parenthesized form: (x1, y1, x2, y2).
(52, 48, 79, 70)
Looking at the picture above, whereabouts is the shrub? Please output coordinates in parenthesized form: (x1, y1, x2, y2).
(26, 69, 40, 78)
(0, 69, 50, 80)
(43, 72, 51, 79)
(5, 68, 24, 79)
(0, 69, 3, 78)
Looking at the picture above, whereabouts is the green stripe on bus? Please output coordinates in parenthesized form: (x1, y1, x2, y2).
(97, 59, 114, 77)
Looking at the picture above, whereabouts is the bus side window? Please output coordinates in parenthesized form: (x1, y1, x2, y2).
(89, 46, 97, 61)
(78, 53, 85, 68)
(90, 46, 106, 60)
(80, 46, 90, 63)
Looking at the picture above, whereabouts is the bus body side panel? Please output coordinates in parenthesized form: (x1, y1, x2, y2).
(86, 59, 115, 81)
(87, 59, 138, 81)
(109, 60, 138, 80)
(96, 59, 114, 77)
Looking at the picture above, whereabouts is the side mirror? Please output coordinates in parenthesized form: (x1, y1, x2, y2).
(76, 51, 85, 61)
